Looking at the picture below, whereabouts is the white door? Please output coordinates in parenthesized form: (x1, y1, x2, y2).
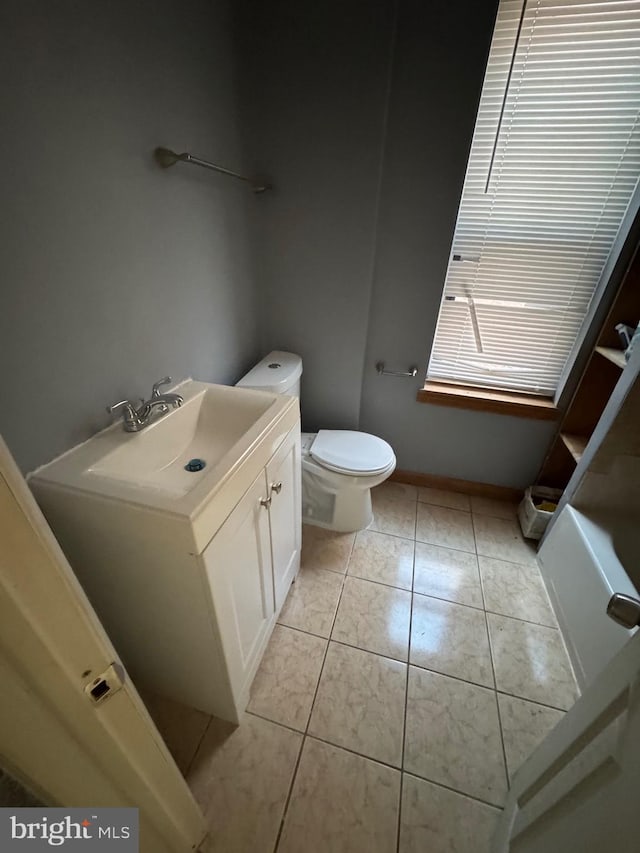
(0, 436, 206, 852)
(494, 609, 640, 853)
(266, 428, 301, 611)
(202, 468, 274, 714)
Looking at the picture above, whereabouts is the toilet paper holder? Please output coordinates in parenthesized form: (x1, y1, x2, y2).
(375, 361, 418, 378)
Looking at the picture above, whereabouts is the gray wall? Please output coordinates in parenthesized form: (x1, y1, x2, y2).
(236, 0, 395, 431)
(358, 0, 557, 483)
(0, 0, 260, 473)
(239, 0, 557, 488)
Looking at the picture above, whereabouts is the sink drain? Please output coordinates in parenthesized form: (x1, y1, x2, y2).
(185, 458, 206, 472)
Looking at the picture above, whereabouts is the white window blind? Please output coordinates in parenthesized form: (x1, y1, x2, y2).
(427, 0, 640, 397)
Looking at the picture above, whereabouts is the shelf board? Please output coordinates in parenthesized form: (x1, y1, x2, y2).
(560, 432, 588, 463)
(595, 346, 627, 369)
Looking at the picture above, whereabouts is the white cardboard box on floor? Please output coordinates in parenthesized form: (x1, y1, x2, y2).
(518, 486, 562, 540)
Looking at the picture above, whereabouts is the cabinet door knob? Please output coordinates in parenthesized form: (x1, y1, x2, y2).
(260, 496, 272, 509)
(271, 482, 283, 495)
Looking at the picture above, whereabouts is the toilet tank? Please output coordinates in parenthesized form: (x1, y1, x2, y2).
(236, 351, 303, 397)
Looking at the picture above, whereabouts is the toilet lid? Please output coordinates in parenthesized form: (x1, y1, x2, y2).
(311, 430, 395, 475)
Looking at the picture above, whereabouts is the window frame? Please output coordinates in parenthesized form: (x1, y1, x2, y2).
(420, 0, 640, 414)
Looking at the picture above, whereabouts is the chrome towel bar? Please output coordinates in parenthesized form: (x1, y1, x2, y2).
(154, 147, 272, 193)
(376, 361, 418, 378)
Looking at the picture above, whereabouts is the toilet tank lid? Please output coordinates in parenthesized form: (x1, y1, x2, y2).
(236, 351, 302, 393)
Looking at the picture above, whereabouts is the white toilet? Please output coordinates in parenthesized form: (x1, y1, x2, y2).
(237, 351, 396, 532)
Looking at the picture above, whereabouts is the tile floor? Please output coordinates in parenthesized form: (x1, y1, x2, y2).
(147, 482, 580, 853)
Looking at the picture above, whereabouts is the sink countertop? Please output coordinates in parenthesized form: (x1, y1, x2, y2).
(30, 381, 300, 545)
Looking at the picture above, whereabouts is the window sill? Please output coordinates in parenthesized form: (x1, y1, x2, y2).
(417, 382, 559, 420)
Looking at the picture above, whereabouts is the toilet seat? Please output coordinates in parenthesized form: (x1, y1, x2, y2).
(310, 430, 395, 476)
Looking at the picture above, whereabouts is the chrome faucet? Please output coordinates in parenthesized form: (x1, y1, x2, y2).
(107, 377, 183, 432)
(151, 376, 184, 407)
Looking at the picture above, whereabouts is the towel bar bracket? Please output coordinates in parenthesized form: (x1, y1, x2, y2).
(376, 361, 419, 378)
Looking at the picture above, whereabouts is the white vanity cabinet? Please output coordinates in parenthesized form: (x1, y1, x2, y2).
(266, 425, 302, 611)
(201, 426, 301, 713)
(29, 383, 301, 725)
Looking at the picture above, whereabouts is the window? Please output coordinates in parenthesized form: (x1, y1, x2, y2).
(427, 0, 640, 399)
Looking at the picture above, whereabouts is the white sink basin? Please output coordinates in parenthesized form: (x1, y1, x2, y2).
(88, 384, 275, 496)
(30, 381, 297, 517)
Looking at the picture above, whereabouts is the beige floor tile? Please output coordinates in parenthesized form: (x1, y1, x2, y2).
(470, 495, 519, 519)
(141, 691, 210, 775)
(417, 487, 471, 512)
(473, 514, 537, 567)
(374, 481, 419, 502)
(399, 774, 501, 853)
(410, 594, 493, 688)
(416, 503, 476, 553)
(480, 555, 556, 627)
(187, 713, 302, 853)
(370, 492, 417, 539)
(278, 566, 344, 638)
(487, 613, 578, 710)
(332, 576, 411, 661)
(413, 542, 482, 608)
(348, 529, 414, 590)
(309, 642, 406, 766)
(278, 737, 401, 853)
(301, 525, 355, 574)
(247, 625, 327, 731)
(404, 667, 507, 806)
(498, 693, 565, 781)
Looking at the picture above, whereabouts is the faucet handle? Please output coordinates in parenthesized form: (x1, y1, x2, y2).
(106, 399, 149, 432)
(106, 399, 138, 418)
(151, 377, 172, 398)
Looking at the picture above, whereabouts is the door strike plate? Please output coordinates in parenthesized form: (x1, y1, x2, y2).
(84, 662, 125, 705)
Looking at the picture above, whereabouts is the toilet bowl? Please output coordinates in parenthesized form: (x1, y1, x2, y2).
(236, 351, 396, 532)
(300, 430, 395, 531)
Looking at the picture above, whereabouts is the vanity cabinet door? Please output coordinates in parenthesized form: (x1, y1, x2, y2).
(202, 469, 274, 708)
(266, 427, 302, 612)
